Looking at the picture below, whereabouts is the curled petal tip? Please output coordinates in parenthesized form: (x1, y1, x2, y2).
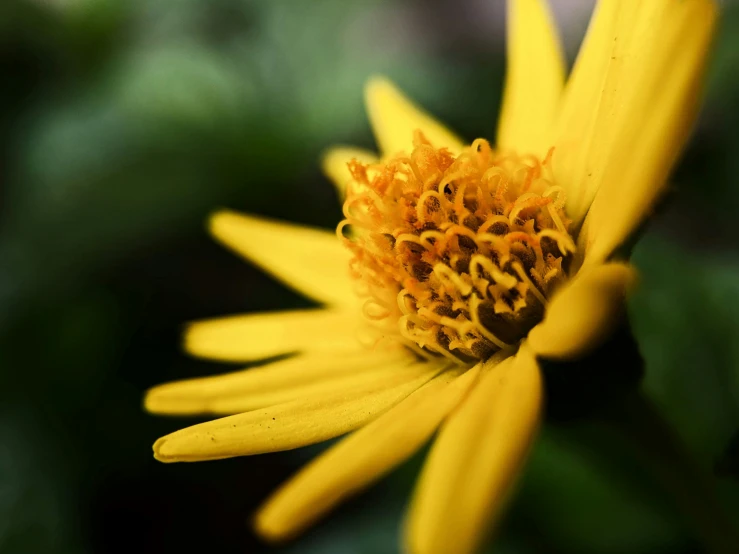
(152, 436, 180, 463)
(152, 437, 168, 462)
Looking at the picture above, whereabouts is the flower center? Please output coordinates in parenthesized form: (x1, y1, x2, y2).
(338, 133, 575, 365)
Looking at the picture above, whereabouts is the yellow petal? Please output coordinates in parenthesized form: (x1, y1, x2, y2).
(365, 76, 464, 157)
(551, 1, 638, 221)
(321, 146, 378, 200)
(184, 309, 359, 362)
(210, 210, 356, 307)
(496, 0, 565, 156)
(153, 360, 444, 463)
(405, 348, 542, 554)
(553, 0, 716, 229)
(145, 349, 410, 416)
(527, 263, 636, 360)
(255, 364, 483, 541)
(579, 0, 717, 265)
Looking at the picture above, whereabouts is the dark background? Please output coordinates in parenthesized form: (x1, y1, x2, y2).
(2, 0, 739, 552)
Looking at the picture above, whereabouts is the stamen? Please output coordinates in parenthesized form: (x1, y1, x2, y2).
(511, 262, 548, 306)
(339, 134, 575, 364)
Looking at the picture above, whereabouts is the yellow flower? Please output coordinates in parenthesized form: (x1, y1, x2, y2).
(145, 1, 716, 553)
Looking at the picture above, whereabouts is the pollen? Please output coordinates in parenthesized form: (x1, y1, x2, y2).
(338, 133, 575, 364)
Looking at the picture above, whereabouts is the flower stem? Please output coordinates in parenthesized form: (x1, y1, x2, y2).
(600, 389, 739, 554)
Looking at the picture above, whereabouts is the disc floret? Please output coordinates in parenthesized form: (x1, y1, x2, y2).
(339, 133, 575, 364)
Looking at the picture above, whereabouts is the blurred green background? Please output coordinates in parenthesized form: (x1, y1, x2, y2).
(1, 0, 739, 552)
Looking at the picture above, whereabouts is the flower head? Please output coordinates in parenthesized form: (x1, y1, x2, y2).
(145, 1, 717, 553)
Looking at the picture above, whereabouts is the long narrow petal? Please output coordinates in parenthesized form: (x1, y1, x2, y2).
(405, 348, 543, 554)
(496, 0, 565, 156)
(553, 0, 716, 231)
(579, 0, 717, 265)
(527, 263, 635, 360)
(255, 364, 483, 541)
(365, 77, 464, 157)
(321, 146, 378, 200)
(184, 309, 359, 362)
(153, 360, 444, 462)
(210, 210, 356, 308)
(550, 1, 639, 221)
(145, 349, 410, 416)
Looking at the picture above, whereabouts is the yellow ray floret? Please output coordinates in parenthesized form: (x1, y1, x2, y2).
(405, 347, 542, 554)
(255, 362, 484, 541)
(527, 262, 636, 359)
(145, 349, 412, 416)
(497, 0, 564, 156)
(153, 360, 443, 462)
(184, 309, 359, 362)
(577, 0, 717, 266)
(210, 210, 357, 307)
(365, 76, 464, 157)
(553, 0, 717, 237)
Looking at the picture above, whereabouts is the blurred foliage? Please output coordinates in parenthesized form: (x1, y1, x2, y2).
(1, 0, 739, 553)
